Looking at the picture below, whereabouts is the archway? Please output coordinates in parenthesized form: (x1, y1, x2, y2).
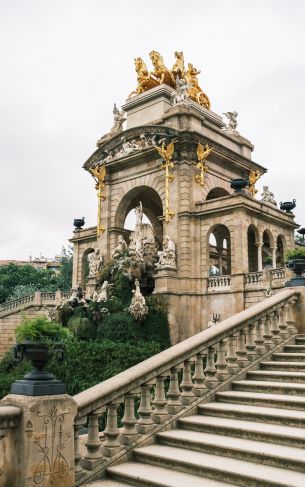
(206, 187, 230, 200)
(276, 235, 285, 268)
(208, 224, 231, 275)
(247, 225, 259, 272)
(262, 230, 274, 268)
(115, 186, 163, 245)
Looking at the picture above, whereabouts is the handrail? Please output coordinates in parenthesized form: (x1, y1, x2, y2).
(74, 288, 299, 418)
(0, 406, 21, 430)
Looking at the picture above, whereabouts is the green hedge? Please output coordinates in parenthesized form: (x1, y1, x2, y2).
(0, 339, 163, 399)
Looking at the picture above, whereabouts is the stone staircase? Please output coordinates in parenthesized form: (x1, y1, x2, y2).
(87, 335, 305, 487)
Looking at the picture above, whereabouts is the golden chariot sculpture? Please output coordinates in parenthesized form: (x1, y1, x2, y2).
(129, 51, 211, 110)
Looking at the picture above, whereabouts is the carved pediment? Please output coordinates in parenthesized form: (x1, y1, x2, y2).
(84, 125, 178, 171)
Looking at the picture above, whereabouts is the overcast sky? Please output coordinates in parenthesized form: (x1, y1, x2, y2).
(1, 0, 304, 260)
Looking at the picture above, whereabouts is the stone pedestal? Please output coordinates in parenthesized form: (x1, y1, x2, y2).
(85, 276, 96, 298)
(1, 393, 77, 487)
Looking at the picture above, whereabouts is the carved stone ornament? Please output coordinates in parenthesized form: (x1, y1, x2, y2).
(88, 248, 103, 277)
(156, 235, 176, 270)
(128, 279, 148, 320)
(223, 111, 239, 135)
(260, 185, 277, 206)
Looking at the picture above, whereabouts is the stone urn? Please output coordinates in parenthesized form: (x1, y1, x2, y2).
(73, 217, 85, 229)
(280, 200, 296, 213)
(285, 258, 305, 287)
(11, 342, 66, 396)
(230, 178, 249, 193)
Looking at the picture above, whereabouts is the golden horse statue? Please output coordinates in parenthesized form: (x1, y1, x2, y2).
(149, 50, 175, 87)
(185, 63, 210, 109)
(129, 57, 159, 97)
(171, 51, 185, 81)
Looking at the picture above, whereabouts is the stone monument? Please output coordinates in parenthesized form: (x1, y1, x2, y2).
(70, 50, 298, 344)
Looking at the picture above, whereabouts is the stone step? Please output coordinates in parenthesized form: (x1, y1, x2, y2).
(285, 345, 305, 353)
(180, 412, 305, 447)
(133, 444, 305, 486)
(232, 379, 305, 396)
(260, 361, 305, 371)
(272, 353, 305, 362)
(295, 337, 305, 345)
(216, 390, 305, 410)
(84, 481, 129, 487)
(198, 401, 305, 427)
(247, 370, 305, 383)
(157, 428, 305, 472)
(106, 462, 235, 486)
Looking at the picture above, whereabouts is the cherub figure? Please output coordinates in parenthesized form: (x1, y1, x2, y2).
(260, 186, 277, 206)
(223, 111, 238, 134)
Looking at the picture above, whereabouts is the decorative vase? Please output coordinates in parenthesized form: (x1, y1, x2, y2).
(230, 178, 249, 193)
(285, 258, 305, 287)
(280, 200, 296, 213)
(73, 217, 85, 229)
(11, 342, 66, 396)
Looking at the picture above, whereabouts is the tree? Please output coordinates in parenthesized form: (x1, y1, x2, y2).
(55, 246, 73, 291)
(0, 264, 58, 303)
(0, 247, 73, 303)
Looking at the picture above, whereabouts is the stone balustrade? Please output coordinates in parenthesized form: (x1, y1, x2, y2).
(0, 290, 72, 317)
(208, 275, 231, 291)
(271, 268, 286, 281)
(72, 288, 300, 486)
(245, 271, 263, 286)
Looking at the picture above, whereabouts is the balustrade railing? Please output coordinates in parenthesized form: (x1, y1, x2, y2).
(40, 291, 56, 300)
(73, 288, 300, 485)
(0, 290, 71, 315)
(208, 275, 231, 290)
(245, 271, 263, 286)
(271, 267, 286, 281)
(0, 294, 35, 313)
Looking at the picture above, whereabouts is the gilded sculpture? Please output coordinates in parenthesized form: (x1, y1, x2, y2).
(248, 169, 261, 197)
(89, 164, 106, 236)
(129, 51, 210, 109)
(195, 143, 213, 187)
(185, 63, 210, 109)
(154, 140, 175, 223)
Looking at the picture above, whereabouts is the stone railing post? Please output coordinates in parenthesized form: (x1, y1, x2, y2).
(1, 392, 77, 487)
(34, 290, 42, 306)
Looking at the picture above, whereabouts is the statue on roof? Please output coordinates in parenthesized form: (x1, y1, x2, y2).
(171, 76, 190, 106)
(110, 103, 126, 135)
(260, 186, 277, 206)
(171, 51, 185, 80)
(149, 50, 174, 87)
(129, 51, 211, 109)
(185, 63, 210, 109)
(248, 169, 261, 197)
(223, 111, 238, 135)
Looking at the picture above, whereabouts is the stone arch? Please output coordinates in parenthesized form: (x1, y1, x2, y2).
(247, 224, 260, 272)
(207, 223, 231, 275)
(114, 185, 163, 244)
(206, 187, 230, 200)
(276, 234, 286, 268)
(202, 173, 231, 200)
(262, 229, 274, 267)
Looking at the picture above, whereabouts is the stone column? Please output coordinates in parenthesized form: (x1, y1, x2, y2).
(272, 246, 277, 269)
(257, 243, 263, 272)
